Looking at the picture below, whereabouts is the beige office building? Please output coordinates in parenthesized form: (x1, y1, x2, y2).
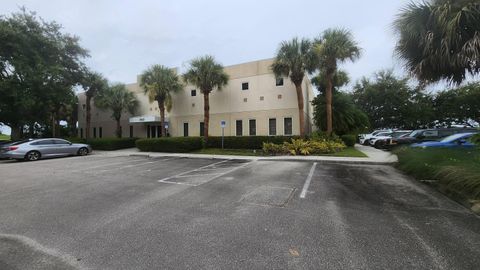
(77, 58, 315, 138)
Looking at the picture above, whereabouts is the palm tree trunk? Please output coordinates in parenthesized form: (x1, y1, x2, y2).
(326, 72, 334, 135)
(115, 118, 121, 138)
(85, 95, 91, 139)
(203, 92, 210, 141)
(157, 99, 166, 137)
(295, 83, 306, 137)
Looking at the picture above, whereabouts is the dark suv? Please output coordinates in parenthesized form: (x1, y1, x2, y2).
(386, 128, 479, 148)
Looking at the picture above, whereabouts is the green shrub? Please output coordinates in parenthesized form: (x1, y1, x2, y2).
(395, 147, 480, 199)
(472, 133, 480, 145)
(262, 142, 287, 155)
(86, 138, 138, 150)
(136, 137, 203, 153)
(341, 134, 357, 147)
(62, 137, 137, 150)
(205, 136, 299, 149)
(263, 139, 346, 156)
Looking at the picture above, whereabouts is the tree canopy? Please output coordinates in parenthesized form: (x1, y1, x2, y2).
(0, 9, 89, 139)
(394, 0, 480, 84)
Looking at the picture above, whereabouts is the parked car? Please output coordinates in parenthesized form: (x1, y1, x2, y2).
(411, 133, 478, 149)
(386, 128, 479, 149)
(0, 138, 92, 161)
(358, 129, 392, 145)
(370, 130, 412, 148)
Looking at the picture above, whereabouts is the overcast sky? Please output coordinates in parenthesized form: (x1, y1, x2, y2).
(2, 0, 412, 85)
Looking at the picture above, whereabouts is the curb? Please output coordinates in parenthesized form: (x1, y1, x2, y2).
(124, 152, 396, 165)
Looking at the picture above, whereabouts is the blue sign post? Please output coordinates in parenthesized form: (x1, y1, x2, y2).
(220, 120, 226, 149)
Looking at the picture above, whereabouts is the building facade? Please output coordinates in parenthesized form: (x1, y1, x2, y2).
(77, 58, 315, 138)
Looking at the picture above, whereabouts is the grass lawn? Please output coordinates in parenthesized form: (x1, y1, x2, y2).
(191, 146, 367, 157)
(395, 147, 480, 202)
(0, 134, 10, 140)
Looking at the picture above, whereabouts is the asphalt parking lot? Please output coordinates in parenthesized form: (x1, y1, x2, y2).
(0, 155, 479, 269)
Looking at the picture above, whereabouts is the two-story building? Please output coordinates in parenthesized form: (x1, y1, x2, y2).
(77, 58, 315, 138)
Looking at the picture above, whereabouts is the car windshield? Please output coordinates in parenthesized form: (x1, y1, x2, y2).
(409, 130, 423, 137)
(376, 132, 391, 137)
(440, 133, 472, 142)
(392, 132, 410, 138)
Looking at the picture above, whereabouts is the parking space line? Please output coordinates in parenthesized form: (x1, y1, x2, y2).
(174, 173, 223, 178)
(158, 179, 197, 186)
(196, 161, 253, 186)
(300, 162, 317, 199)
(158, 160, 229, 182)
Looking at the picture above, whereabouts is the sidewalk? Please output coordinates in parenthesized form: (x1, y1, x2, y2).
(93, 144, 398, 165)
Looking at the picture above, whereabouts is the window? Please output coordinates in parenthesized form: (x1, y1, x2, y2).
(423, 130, 439, 137)
(82, 104, 86, 110)
(191, 89, 196, 96)
(277, 94, 282, 99)
(53, 139, 70, 145)
(99, 127, 103, 138)
(119, 126, 122, 138)
(276, 77, 284, 86)
(260, 96, 264, 101)
(284, 117, 293, 135)
(242, 82, 249, 90)
(269, 118, 276, 136)
(80, 128, 83, 138)
(151, 126, 156, 138)
(243, 98, 248, 102)
(129, 126, 133, 138)
(147, 125, 150, 138)
(32, 140, 55, 145)
(236, 120, 243, 136)
(157, 126, 162, 137)
(200, 122, 205, 136)
(93, 127, 96, 138)
(249, 119, 256, 136)
(183, 123, 189, 137)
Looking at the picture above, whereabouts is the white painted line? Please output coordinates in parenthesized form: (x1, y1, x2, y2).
(196, 161, 253, 186)
(174, 173, 223, 178)
(158, 180, 197, 186)
(300, 162, 317, 199)
(158, 160, 229, 182)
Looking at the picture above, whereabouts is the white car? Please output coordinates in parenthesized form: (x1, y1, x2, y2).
(358, 130, 392, 145)
(369, 130, 413, 148)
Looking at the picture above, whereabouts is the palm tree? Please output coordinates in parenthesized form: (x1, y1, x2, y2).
(82, 72, 108, 139)
(183, 56, 229, 141)
(313, 28, 361, 135)
(95, 83, 139, 138)
(271, 38, 315, 137)
(311, 69, 350, 95)
(394, 0, 480, 85)
(140, 65, 182, 137)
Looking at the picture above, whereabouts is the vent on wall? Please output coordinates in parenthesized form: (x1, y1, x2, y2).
(192, 103, 195, 107)
(260, 96, 264, 101)
(243, 98, 248, 102)
(278, 94, 282, 99)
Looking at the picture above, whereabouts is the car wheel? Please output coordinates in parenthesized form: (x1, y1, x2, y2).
(25, 151, 41, 161)
(77, 147, 89, 156)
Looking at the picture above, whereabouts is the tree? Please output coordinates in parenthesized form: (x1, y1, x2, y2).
(311, 69, 350, 95)
(95, 83, 139, 138)
(434, 83, 480, 126)
(394, 0, 480, 85)
(140, 65, 182, 137)
(183, 56, 229, 141)
(313, 28, 361, 135)
(82, 72, 108, 139)
(0, 9, 88, 140)
(271, 38, 314, 137)
(352, 70, 434, 129)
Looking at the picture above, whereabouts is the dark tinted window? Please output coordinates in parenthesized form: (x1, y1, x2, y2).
(284, 118, 292, 135)
(242, 82, 249, 90)
(184, 123, 189, 137)
(32, 140, 55, 145)
(249, 119, 256, 136)
(269, 118, 276, 136)
(200, 122, 204, 136)
(423, 130, 439, 137)
(130, 125, 133, 138)
(191, 89, 196, 96)
(53, 139, 70, 145)
(236, 120, 243, 136)
(276, 77, 284, 86)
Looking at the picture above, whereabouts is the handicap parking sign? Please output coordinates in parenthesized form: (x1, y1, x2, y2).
(220, 120, 226, 128)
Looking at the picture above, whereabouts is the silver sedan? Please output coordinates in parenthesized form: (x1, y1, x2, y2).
(0, 138, 92, 161)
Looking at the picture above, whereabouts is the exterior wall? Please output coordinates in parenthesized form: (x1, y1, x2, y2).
(77, 58, 315, 138)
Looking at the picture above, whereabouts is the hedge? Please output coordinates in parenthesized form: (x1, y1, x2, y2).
(64, 137, 138, 150)
(340, 134, 357, 147)
(204, 136, 300, 149)
(136, 137, 203, 153)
